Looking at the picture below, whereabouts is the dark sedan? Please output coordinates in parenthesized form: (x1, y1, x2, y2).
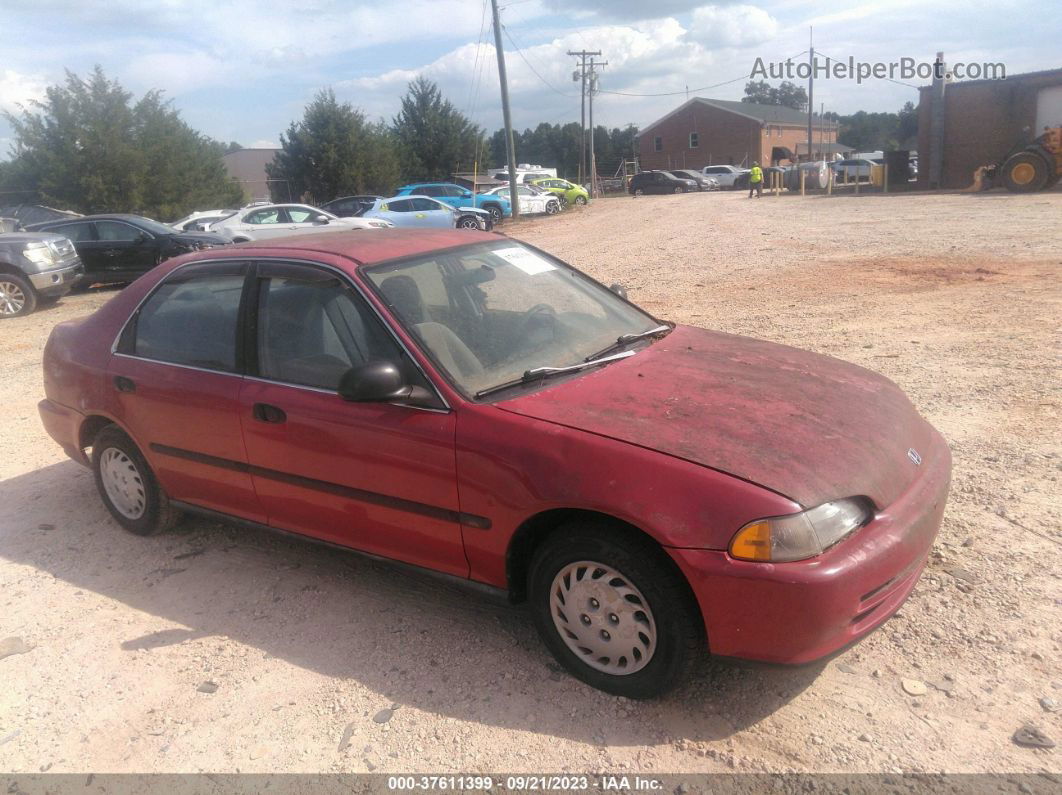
(319, 195, 384, 218)
(671, 169, 719, 191)
(28, 214, 230, 285)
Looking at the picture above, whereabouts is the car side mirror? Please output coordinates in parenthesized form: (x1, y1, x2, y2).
(609, 283, 628, 299)
(313, 217, 330, 225)
(338, 360, 434, 406)
(462, 191, 473, 198)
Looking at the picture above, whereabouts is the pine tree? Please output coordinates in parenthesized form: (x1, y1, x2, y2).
(392, 77, 483, 181)
(267, 89, 400, 202)
(1, 66, 243, 218)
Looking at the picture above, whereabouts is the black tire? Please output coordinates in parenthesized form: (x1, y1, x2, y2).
(0, 272, 38, 318)
(528, 522, 704, 698)
(91, 425, 181, 536)
(574, 195, 588, 205)
(632, 188, 645, 197)
(457, 215, 482, 230)
(1001, 152, 1051, 192)
(673, 186, 685, 194)
(545, 200, 561, 215)
(232, 237, 251, 244)
(484, 204, 503, 222)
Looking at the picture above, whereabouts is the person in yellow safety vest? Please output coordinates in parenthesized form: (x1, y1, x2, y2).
(748, 162, 764, 198)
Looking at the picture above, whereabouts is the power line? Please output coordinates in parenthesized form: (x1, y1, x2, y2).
(814, 50, 921, 90)
(502, 24, 578, 98)
(598, 50, 809, 98)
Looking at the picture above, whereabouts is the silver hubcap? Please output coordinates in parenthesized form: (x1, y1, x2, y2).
(99, 447, 146, 519)
(0, 281, 26, 315)
(549, 560, 657, 675)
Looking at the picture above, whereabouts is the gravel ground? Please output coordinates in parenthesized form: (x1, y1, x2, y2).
(0, 190, 1059, 776)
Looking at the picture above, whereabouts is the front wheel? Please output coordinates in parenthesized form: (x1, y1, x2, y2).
(485, 205, 504, 222)
(528, 523, 704, 698)
(457, 215, 482, 229)
(1001, 152, 1051, 192)
(632, 188, 645, 197)
(574, 195, 588, 205)
(0, 273, 37, 318)
(545, 200, 561, 215)
(673, 186, 685, 194)
(92, 426, 181, 536)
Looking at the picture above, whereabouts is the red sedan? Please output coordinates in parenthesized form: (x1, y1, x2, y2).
(39, 229, 950, 698)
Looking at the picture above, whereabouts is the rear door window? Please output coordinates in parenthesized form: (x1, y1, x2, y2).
(131, 266, 246, 372)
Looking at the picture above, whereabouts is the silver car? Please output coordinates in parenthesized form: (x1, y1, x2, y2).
(207, 203, 392, 242)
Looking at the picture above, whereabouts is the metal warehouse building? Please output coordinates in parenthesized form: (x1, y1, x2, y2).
(636, 97, 838, 171)
(917, 65, 1062, 189)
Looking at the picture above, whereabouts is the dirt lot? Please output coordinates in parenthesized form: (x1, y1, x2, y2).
(1, 190, 1059, 776)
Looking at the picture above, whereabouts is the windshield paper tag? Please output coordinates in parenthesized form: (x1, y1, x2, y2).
(493, 247, 555, 275)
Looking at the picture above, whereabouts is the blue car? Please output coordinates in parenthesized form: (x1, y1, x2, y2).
(394, 182, 511, 221)
(362, 195, 492, 230)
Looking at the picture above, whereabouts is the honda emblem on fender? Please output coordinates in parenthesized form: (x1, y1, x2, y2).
(907, 448, 922, 466)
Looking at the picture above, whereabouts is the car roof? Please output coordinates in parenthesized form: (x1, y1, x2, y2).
(399, 182, 457, 188)
(197, 228, 500, 268)
(39, 213, 147, 224)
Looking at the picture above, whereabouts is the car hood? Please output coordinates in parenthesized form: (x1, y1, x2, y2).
(494, 325, 940, 509)
(0, 232, 69, 245)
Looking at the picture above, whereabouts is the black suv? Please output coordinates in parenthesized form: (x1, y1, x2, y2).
(629, 170, 699, 195)
(28, 214, 230, 285)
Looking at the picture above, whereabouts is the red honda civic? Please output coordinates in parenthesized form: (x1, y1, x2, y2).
(39, 229, 950, 698)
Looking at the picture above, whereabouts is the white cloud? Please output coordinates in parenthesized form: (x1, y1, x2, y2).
(0, 69, 48, 115)
(687, 5, 780, 48)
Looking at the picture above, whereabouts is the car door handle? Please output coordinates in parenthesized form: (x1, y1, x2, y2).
(114, 376, 136, 393)
(252, 403, 287, 424)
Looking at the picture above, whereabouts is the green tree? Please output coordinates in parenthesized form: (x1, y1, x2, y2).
(1, 66, 243, 218)
(267, 88, 400, 202)
(742, 80, 808, 110)
(392, 77, 483, 181)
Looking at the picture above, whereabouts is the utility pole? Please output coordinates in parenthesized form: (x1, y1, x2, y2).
(587, 56, 607, 198)
(568, 49, 600, 187)
(491, 0, 519, 218)
(806, 28, 814, 162)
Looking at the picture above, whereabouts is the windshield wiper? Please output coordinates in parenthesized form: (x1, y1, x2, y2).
(583, 324, 672, 363)
(474, 350, 637, 399)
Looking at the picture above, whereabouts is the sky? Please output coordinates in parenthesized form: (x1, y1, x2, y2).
(0, 0, 1058, 159)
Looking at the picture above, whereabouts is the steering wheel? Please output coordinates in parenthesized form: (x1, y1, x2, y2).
(518, 303, 556, 335)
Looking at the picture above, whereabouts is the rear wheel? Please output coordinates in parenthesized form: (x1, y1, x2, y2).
(0, 273, 36, 318)
(673, 186, 685, 194)
(632, 188, 645, 197)
(1001, 152, 1051, 192)
(528, 523, 704, 698)
(92, 426, 180, 536)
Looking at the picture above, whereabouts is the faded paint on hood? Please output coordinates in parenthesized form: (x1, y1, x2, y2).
(495, 325, 939, 509)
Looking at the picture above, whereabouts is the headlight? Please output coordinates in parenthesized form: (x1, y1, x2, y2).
(23, 242, 57, 266)
(729, 497, 874, 562)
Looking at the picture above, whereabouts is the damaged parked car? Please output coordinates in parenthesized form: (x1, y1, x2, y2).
(39, 229, 950, 698)
(29, 214, 229, 286)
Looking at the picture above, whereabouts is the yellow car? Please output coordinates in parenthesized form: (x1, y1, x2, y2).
(529, 177, 590, 206)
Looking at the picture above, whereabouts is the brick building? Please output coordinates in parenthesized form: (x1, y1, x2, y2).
(222, 148, 283, 202)
(917, 67, 1062, 189)
(636, 97, 837, 171)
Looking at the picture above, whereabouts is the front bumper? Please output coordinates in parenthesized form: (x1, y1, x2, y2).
(669, 432, 951, 664)
(29, 261, 84, 296)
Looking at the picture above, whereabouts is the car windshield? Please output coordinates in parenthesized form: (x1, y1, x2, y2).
(364, 241, 661, 397)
